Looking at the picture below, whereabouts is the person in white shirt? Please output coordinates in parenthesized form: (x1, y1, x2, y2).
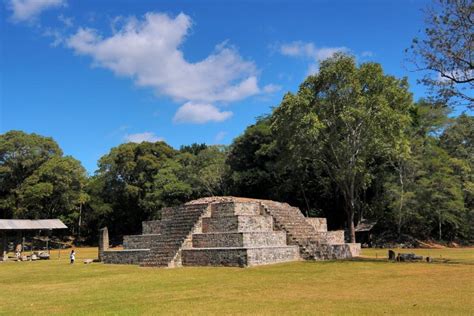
(70, 250, 75, 264)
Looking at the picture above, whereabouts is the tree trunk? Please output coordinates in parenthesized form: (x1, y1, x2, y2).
(438, 210, 442, 241)
(78, 203, 83, 239)
(347, 211, 356, 243)
(397, 167, 405, 240)
(346, 205, 356, 243)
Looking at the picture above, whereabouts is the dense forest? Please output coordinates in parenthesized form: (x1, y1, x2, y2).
(1, 1, 472, 245)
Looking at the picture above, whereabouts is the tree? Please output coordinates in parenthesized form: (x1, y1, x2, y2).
(149, 158, 193, 208)
(407, 0, 473, 108)
(191, 146, 229, 197)
(227, 117, 281, 199)
(272, 54, 413, 242)
(0, 131, 63, 218)
(180, 143, 208, 155)
(414, 142, 465, 240)
(93, 141, 176, 235)
(18, 156, 88, 229)
(90, 140, 230, 236)
(385, 100, 450, 239)
(440, 114, 474, 239)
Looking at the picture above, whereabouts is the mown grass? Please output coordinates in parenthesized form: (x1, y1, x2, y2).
(0, 247, 472, 315)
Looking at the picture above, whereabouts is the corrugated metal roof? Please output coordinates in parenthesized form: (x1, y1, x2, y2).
(0, 219, 67, 230)
(355, 220, 377, 232)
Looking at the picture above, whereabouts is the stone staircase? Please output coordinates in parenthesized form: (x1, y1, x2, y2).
(101, 196, 359, 267)
(259, 201, 332, 259)
(140, 204, 209, 267)
(259, 201, 359, 260)
(188, 197, 360, 260)
(181, 202, 301, 267)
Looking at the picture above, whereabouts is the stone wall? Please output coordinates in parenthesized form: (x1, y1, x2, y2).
(202, 215, 273, 233)
(347, 243, 361, 257)
(123, 234, 161, 249)
(211, 202, 262, 217)
(182, 246, 300, 267)
(306, 218, 327, 232)
(326, 231, 345, 244)
(246, 246, 300, 266)
(142, 221, 161, 235)
(192, 231, 287, 248)
(102, 249, 150, 265)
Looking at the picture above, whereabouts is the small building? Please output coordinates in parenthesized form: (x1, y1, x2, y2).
(355, 219, 377, 247)
(0, 219, 67, 261)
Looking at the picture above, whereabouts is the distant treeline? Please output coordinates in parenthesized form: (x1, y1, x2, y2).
(1, 55, 473, 244)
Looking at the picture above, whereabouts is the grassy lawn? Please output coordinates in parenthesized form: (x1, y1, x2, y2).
(0, 248, 473, 315)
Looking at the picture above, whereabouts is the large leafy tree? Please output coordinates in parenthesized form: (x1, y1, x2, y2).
(272, 54, 413, 242)
(0, 131, 63, 218)
(407, 0, 473, 108)
(93, 141, 176, 235)
(415, 142, 465, 240)
(0, 131, 88, 236)
(226, 118, 281, 199)
(440, 114, 474, 239)
(18, 156, 88, 229)
(384, 100, 450, 239)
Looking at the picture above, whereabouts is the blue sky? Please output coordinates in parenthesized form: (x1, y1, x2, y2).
(1, 0, 445, 173)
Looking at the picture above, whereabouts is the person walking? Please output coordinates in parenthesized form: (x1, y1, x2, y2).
(70, 249, 75, 264)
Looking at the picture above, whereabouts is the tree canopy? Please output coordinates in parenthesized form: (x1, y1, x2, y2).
(271, 54, 413, 242)
(407, 0, 473, 108)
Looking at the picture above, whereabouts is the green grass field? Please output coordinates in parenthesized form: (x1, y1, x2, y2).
(0, 247, 473, 315)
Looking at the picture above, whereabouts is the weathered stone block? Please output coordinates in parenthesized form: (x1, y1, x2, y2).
(246, 246, 301, 266)
(102, 249, 150, 265)
(202, 215, 273, 233)
(192, 231, 287, 248)
(123, 234, 161, 249)
(306, 218, 327, 232)
(326, 231, 345, 244)
(211, 202, 262, 217)
(142, 221, 161, 234)
(181, 246, 300, 267)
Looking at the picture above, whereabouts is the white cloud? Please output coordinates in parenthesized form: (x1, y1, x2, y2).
(262, 84, 281, 93)
(173, 102, 232, 124)
(43, 27, 65, 47)
(58, 14, 73, 28)
(8, 0, 66, 22)
(124, 132, 163, 143)
(280, 41, 348, 60)
(279, 41, 349, 74)
(67, 12, 264, 106)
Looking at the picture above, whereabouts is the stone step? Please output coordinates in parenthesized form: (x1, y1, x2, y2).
(102, 249, 150, 265)
(123, 234, 161, 250)
(181, 246, 301, 267)
(202, 215, 273, 233)
(192, 231, 287, 248)
(140, 204, 208, 267)
(142, 221, 161, 234)
(211, 202, 262, 217)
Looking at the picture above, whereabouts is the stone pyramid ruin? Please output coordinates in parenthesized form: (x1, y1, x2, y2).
(99, 197, 360, 267)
